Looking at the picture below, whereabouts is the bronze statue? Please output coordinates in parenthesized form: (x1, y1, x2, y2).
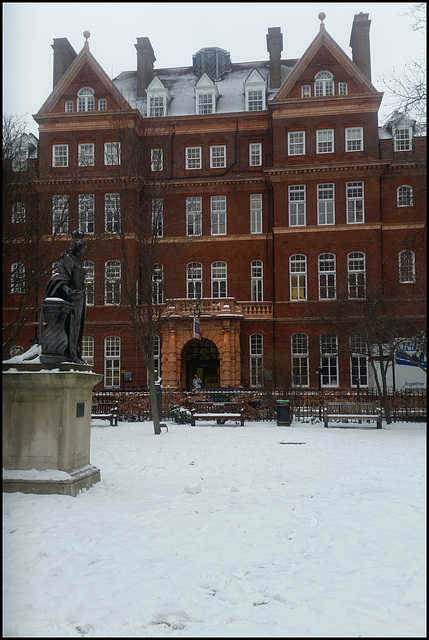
(40, 230, 87, 365)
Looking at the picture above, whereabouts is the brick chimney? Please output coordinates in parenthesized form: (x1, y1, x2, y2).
(51, 38, 77, 88)
(349, 12, 372, 81)
(135, 37, 156, 98)
(266, 27, 283, 89)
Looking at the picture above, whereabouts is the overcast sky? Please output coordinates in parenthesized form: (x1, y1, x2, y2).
(2, 3, 425, 137)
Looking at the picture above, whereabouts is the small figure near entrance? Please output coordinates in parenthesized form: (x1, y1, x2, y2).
(192, 374, 203, 389)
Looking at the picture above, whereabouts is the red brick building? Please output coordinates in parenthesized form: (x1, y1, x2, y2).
(3, 13, 426, 392)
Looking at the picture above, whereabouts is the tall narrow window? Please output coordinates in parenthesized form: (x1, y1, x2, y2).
(104, 142, 121, 165)
(149, 96, 166, 117)
(250, 194, 262, 234)
(153, 336, 161, 378)
(78, 143, 94, 166)
(247, 89, 264, 111)
(105, 260, 121, 305)
(350, 333, 368, 388)
(289, 185, 306, 226)
(198, 93, 214, 114)
(290, 254, 307, 301)
(77, 87, 95, 112)
(288, 131, 305, 156)
(399, 250, 416, 283)
(78, 194, 95, 234)
(320, 333, 338, 386)
(151, 148, 163, 171)
(82, 336, 94, 367)
(98, 98, 107, 111)
(338, 82, 348, 95)
(185, 147, 202, 170)
(250, 334, 263, 387)
(10, 262, 25, 294)
(316, 129, 334, 153)
(210, 195, 226, 235)
(211, 261, 227, 298)
(12, 202, 26, 223)
(105, 193, 120, 233)
(186, 197, 202, 236)
(104, 336, 121, 388)
(251, 260, 263, 302)
(210, 145, 226, 168)
(83, 261, 95, 305)
(318, 253, 336, 299)
(151, 198, 163, 237)
(346, 181, 364, 223)
(291, 333, 309, 387)
(314, 71, 334, 96)
(52, 195, 68, 234)
(152, 263, 164, 304)
(397, 185, 413, 207)
(249, 143, 262, 166)
(345, 127, 363, 152)
(348, 252, 366, 299)
(187, 262, 202, 299)
(394, 126, 412, 151)
(317, 183, 335, 225)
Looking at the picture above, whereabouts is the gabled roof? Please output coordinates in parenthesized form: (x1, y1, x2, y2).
(35, 41, 133, 116)
(271, 23, 379, 103)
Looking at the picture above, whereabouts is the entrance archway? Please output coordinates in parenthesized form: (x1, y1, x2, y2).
(184, 339, 220, 390)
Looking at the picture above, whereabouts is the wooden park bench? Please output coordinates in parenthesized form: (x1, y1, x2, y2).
(190, 402, 245, 426)
(323, 401, 382, 429)
(91, 401, 119, 426)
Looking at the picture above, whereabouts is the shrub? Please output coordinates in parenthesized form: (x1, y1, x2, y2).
(170, 405, 191, 424)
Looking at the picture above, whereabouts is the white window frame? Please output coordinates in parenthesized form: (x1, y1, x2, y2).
(52, 195, 69, 234)
(186, 197, 202, 236)
(98, 98, 107, 111)
(12, 202, 26, 223)
(314, 71, 334, 96)
(151, 148, 163, 172)
(338, 82, 348, 95)
(288, 131, 305, 156)
(348, 252, 366, 299)
(317, 183, 335, 225)
(398, 249, 416, 283)
(210, 145, 226, 169)
(350, 333, 368, 388)
(290, 254, 307, 301)
(288, 185, 306, 227)
(197, 92, 214, 115)
(151, 198, 163, 238)
(346, 181, 364, 223)
(10, 262, 25, 294)
(211, 261, 227, 298)
(105, 260, 121, 305)
(345, 127, 363, 152)
(210, 195, 226, 235)
(52, 144, 68, 167)
(185, 146, 202, 170)
(65, 100, 73, 113)
(251, 260, 263, 302)
(394, 126, 412, 151)
(78, 194, 95, 234)
(249, 143, 262, 166)
(250, 333, 263, 387)
(152, 263, 164, 304)
(397, 185, 413, 207)
(291, 333, 309, 387)
(250, 194, 262, 234)
(104, 336, 121, 388)
(83, 261, 95, 306)
(317, 129, 334, 154)
(187, 262, 202, 299)
(78, 143, 95, 166)
(318, 253, 336, 300)
(320, 333, 338, 387)
(301, 85, 311, 98)
(104, 142, 121, 166)
(246, 89, 264, 112)
(82, 336, 94, 366)
(105, 193, 121, 233)
(77, 87, 95, 112)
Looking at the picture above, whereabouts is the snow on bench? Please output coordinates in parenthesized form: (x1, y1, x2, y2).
(91, 401, 119, 427)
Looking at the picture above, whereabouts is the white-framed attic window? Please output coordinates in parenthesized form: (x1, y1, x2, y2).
(146, 76, 170, 117)
(244, 69, 266, 111)
(195, 73, 218, 115)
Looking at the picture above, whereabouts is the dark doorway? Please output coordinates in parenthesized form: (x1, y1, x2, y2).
(185, 339, 220, 389)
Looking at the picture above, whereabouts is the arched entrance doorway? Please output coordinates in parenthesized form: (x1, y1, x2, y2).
(184, 339, 220, 390)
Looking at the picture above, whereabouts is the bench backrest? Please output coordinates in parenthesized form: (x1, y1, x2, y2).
(192, 402, 243, 414)
(92, 402, 118, 413)
(324, 402, 379, 414)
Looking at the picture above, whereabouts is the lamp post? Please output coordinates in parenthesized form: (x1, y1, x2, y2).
(316, 366, 322, 420)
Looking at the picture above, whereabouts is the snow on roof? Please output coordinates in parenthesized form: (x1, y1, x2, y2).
(113, 60, 297, 117)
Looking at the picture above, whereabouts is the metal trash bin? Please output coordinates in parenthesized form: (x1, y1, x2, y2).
(277, 399, 291, 426)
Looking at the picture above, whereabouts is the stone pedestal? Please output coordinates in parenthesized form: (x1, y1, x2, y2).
(2, 362, 103, 496)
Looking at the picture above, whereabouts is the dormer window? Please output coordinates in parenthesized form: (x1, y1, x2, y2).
(77, 87, 95, 112)
(195, 73, 218, 115)
(244, 70, 266, 112)
(314, 71, 334, 97)
(394, 126, 412, 151)
(146, 77, 170, 117)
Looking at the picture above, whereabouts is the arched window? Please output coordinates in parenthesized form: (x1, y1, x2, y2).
(211, 261, 227, 298)
(398, 250, 416, 283)
(250, 333, 263, 387)
(187, 263, 202, 298)
(318, 253, 336, 299)
(347, 252, 366, 299)
(77, 87, 95, 112)
(291, 333, 309, 387)
(397, 185, 413, 207)
(314, 71, 334, 96)
(251, 260, 263, 301)
(289, 254, 307, 301)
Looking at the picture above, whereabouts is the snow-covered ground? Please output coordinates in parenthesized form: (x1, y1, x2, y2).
(3, 418, 426, 638)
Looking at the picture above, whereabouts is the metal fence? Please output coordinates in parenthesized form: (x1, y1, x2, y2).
(93, 387, 426, 423)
